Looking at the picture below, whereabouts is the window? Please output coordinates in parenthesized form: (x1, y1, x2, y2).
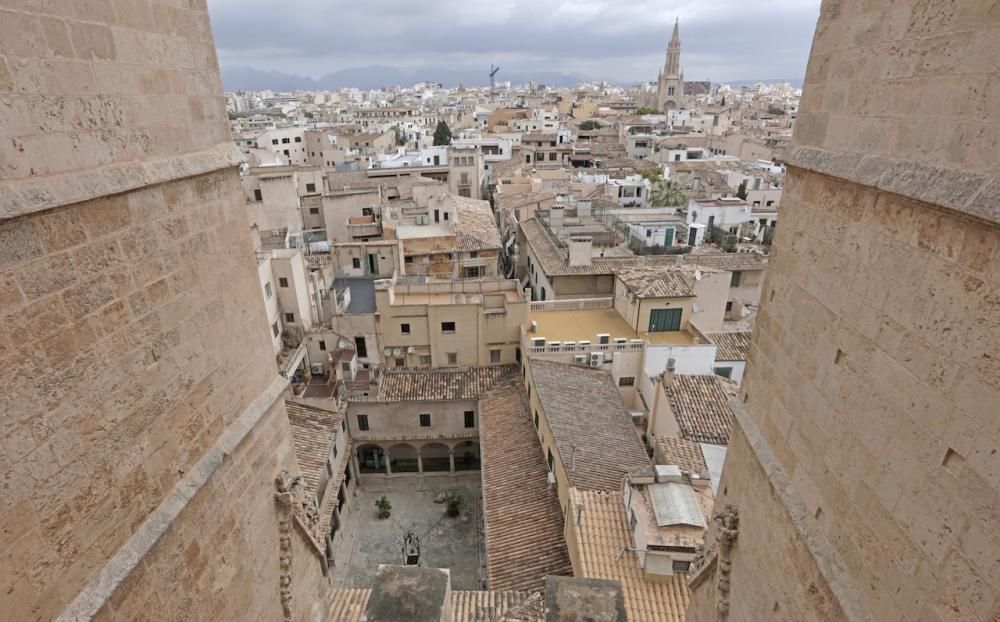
(341, 361, 351, 372)
(464, 411, 475, 428)
(441, 321, 456, 333)
(404, 256, 414, 264)
(490, 349, 501, 364)
(419, 414, 431, 427)
(253, 189, 262, 201)
(714, 366, 734, 379)
(362, 207, 374, 216)
(419, 355, 431, 365)
(446, 353, 457, 365)
(548, 152, 556, 161)
(395, 358, 405, 367)
(547, 448, 554, 469)
(282, 137, 290, 144)
(294, 136, 302, 143)
(731, 271, 742, 287)
(400, 323, 411, 335)
(463, 266, 482, 279)
(278, 277, 288, 288)
(271, 139, 279, 145)
(284, 312, 295, 323)
(618, 376, 635, 387)
(318, 340, 326, 351)
(533, 410, 539, 429)
(354, 336, 367, 358)
(309, 207, 319, 214)
(351, 257, 361, 269)
(725, 301, 733, 312)
(357, 415, 369, 431)
(271, 321, 279, 337)
(672, 560, 692, 573)
(264, 282, 272, 299)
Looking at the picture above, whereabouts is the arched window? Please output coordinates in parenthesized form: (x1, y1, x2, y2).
(668, 86, 675, 96)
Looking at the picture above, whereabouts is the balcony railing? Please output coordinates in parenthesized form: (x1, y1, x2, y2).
(529, 297, 613, 312)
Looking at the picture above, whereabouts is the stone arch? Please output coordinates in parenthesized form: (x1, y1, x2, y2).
(453, 440, 480, 471)
(388, 443, 419, 473)
(421, 442, 451, 472)
(356, 444, 386, 474)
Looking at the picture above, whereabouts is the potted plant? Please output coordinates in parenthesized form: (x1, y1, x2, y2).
(445, 493, 462, 518)
(375, 495, 391, 520)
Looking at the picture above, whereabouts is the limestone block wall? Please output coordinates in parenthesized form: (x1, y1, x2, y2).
(0, 168, 297, 619)
(0, 0, 230, 189)
(689, 168, 1000, 621)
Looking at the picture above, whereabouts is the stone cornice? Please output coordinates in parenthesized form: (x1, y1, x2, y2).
(0, 142, 245, 221)
(781, 144, 999, 226)
(729, 398, 873, 622)
(56, 375, 289, 622)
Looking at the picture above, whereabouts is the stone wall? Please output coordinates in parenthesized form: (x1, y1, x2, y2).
(688, 1, 1000, 619)
(689, 166, 1000, 620)
(0, 1, 331, 619)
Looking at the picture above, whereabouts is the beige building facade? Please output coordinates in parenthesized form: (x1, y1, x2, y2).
(687, 1, 1000, 621)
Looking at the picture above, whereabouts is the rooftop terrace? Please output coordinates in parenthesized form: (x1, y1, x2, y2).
(526, 300, 694, 347)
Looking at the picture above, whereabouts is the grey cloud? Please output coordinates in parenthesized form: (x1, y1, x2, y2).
(208, 0, 820, 84)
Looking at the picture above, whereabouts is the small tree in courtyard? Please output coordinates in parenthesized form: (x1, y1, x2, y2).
(375, 495, 391, 519)
(433, 121, 452, 146)
(445, 493, 463, 517)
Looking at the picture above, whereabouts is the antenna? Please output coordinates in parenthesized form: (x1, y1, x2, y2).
(489, 65, 500, 103)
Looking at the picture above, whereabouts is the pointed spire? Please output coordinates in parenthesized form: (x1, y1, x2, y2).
(670, 18, 680, 46)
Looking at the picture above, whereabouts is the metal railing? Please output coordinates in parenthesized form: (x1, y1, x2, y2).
(529, 297, 613, 312)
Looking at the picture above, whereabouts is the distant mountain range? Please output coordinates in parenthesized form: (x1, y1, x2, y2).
(220, 65, 805, 92)
(220, 65, 590, 91)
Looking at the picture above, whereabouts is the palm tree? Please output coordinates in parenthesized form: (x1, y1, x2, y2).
(651, 178, 688, 207)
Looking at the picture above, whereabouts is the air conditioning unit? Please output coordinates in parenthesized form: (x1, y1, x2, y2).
(574, 354, 588, 365)
(589, 352, 604, 367)
(629, 411, 644, 425)
(383, 348, 392, 357)
(392, 348, 401, 356)
(546, 471, 556, 488)
(407, 346, 415, 354)
(310, 364, 325, 375)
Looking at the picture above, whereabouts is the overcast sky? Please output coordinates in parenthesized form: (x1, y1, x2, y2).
(208, 0, 822, 84)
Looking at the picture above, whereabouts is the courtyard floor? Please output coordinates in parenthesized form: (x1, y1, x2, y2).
(330, 477, 485, 590)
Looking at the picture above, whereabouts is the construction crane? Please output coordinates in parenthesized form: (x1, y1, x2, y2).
(489, 65, 500, 102)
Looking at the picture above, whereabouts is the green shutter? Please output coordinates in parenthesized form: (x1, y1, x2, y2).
(648, 308, 682, 332)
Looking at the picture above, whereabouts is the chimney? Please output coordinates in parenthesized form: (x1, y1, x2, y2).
(549, 205, 565, 230)
(662, 358, 676, 387)
(576, 198, 592, 220)
(567, 237, 593, 267)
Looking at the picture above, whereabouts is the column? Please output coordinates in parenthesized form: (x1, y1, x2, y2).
(417, 449, 424, 474)
(383, 448, 392, 475)
(448, 450, 455, 474)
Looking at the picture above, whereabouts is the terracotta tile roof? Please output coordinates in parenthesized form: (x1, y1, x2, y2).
(529, 360, 650, 491)
(285, 400, 344, 494)
(351, 365, 515, 403)
(705, 331, 752, 361)
(685, 253, 766, 273)
(569, 488, 689, 622)
(455, 196, 502, 251)
(664, 375, 736, 445)
(451, 590, 545, 621)
(653, 437, 708, 476)
(494, 191, 557, 212)
(479, 375, 573, 592)
(616, 267, 696, 298)
(317, 441, 352, 539)
(327, 587, 369, 622)
(326, 589, 544, 622)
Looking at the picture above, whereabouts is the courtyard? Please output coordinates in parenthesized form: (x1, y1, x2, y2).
(330, 477, 485, 590)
